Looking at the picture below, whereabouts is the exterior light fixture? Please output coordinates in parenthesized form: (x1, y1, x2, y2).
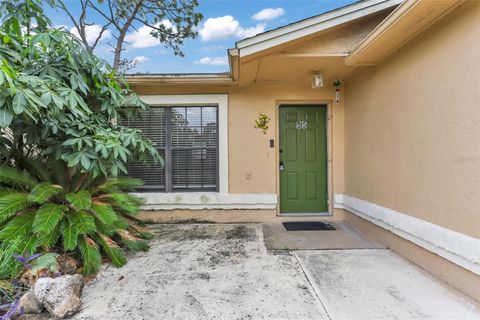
(333, 80, 342, 104)
(311, 71, 323, 89)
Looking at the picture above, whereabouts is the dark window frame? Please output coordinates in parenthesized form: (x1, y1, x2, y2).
(124, 105, 219, 193)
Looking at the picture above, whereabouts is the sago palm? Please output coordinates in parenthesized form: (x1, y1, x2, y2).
(0, 165, 152, 275)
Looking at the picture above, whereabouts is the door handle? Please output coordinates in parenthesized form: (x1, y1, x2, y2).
(279, 161, 285, 172)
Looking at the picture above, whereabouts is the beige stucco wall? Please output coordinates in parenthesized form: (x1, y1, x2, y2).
(128, 13, 398, 217)
(227, 82, 345, 199)
(344, 1, 480, 238)
(132, 80, 346, 216)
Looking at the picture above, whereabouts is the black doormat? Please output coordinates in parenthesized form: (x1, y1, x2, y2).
(282, 221, 335, 231)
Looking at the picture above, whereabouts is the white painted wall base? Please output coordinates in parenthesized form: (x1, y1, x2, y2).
(334, 194, 480, 275)
(133, 192, 277, 210)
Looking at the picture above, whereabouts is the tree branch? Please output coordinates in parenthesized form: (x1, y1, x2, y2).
(86, 0, 121, 31)
(113, 2, 143, 69)
(91, 22, 112, 50)
(56, 1, 84, 42)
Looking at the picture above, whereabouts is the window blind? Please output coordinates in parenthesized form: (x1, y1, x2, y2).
(121, 106, 218, 192)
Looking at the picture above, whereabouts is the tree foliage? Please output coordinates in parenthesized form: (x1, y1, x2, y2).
(0, 0, 160, 274)
(52, 0, 203, 71)
(0, 0, 161, 177)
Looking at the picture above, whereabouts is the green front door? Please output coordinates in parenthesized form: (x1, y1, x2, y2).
(279, 105, 328, 214)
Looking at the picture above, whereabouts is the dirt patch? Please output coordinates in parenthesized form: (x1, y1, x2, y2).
(204, 242, 248, 268)
(189, 272, 211, 281)
(149, 224, 216, 241)
(164, 218, 215, 224)
(225, 225, 258, 241)
(141, 218, 215, 225)
(170, 226, 216, 241)
(149, 224, 258, 242)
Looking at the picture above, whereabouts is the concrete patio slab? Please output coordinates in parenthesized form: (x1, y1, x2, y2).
(70, 224, 480, 320)
(295, 249, 480, 320)
(74, 224, 328, 320)
(263, 221, 384, 250)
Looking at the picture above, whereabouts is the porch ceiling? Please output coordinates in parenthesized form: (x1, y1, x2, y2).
(238, 55, 357, 86)
(235, 8, 391, 87)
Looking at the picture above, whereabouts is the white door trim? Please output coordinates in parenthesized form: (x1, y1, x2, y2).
(277, 104, 331, 216)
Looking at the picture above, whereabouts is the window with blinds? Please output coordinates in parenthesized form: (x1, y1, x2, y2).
(121, 106, 218, 192)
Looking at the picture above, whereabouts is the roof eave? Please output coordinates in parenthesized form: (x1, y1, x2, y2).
(126, 74, 235, 86)
(235, 0, 402, 58)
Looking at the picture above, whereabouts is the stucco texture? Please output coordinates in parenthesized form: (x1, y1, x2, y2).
(132, 81, 346, 216)
(344, 1, 480, 239)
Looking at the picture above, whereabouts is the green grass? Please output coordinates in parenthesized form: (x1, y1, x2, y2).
(0, 240, 22, 281)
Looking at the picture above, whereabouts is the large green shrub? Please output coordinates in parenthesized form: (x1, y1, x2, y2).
(0, 167, 152, 275)
(0, 0, 161, 275)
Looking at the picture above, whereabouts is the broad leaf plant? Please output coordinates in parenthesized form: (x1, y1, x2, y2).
(0, 0, 162, 275)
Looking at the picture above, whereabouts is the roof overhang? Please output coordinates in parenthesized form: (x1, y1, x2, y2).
(126, 73, 235, 86)
(126, 0, 465, 87)
(345, 0, 466, 66)
(235, 0, 402, 58)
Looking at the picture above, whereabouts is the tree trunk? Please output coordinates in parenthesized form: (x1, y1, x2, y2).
(112, 2, 143, 70)
(113, 31, 126, 70)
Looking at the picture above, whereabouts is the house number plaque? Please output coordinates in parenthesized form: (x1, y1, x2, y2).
(296, 121, 307, 129)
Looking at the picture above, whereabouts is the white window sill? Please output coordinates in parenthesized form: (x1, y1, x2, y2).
(132, 192, 277, 210)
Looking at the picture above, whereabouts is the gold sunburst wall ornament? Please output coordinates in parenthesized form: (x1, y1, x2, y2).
(254, 113, 270, 134)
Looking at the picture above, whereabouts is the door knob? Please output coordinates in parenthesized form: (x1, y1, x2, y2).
(279, 161, 285, 171)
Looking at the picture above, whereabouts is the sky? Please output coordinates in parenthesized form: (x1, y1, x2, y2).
(44, 0, 357, 74)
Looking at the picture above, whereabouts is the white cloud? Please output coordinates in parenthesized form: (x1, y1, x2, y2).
(121, 56, 150, 71)
(125, 20, 175, 49)
(199, 16, 238, 41)
(195, 56, 228, 66)
(199, 15, 265, 42)
(125, 25, 158, 48)
(132, 56, 149, 64)
(237, 23, 265, 39)
(70, 24, 111, 45)
(252, 8, 285, 21)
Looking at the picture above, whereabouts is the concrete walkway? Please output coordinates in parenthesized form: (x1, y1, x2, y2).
(74, 224, 480, 320)
(262, 221, 383, 250)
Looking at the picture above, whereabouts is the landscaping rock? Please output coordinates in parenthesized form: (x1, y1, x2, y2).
(56, 255, 78, 275)
(16, 313, 51, 320)
(33, 274, 84, 318)
(18, 289, 43, 314)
